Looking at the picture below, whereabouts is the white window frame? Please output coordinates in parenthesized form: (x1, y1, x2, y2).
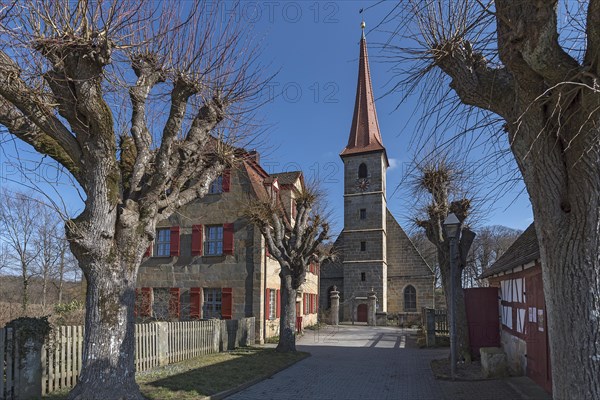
(209, 175, 223, 194)
(155, 228, 171, 257)
(269, 289, 277, 320)
(203, 288, 222, 319)
(205, 225, 224, 255)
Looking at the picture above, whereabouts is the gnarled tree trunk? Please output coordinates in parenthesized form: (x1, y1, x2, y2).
(68, 257, 140, 399)
(438, 249, 470, 363)
(396, 1, 600, 397)
(277, 272, 298, 353)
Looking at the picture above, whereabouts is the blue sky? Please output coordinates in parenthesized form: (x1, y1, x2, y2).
(246, 1, 533, 234)
(0, 1, 533, 236)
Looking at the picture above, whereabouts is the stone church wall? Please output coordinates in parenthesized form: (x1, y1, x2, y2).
(385, 211, 434, 317)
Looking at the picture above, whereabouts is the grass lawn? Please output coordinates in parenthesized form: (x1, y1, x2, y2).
(44, 347, 309, 400)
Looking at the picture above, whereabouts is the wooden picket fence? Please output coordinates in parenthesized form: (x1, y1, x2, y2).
(1, 318, 253, 398)
(42, 326, 84, 394)
(167, 320, 220, 364)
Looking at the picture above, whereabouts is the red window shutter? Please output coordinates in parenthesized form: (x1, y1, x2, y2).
(190, 287, 202, 320)
(170, 226, 180, 257)
(191, 225, 203, 256)
(169, 287, 181, 319)
(141, 287, 152, 317)
(276, 289, 281, 318)
(144, 245, 152, 258)
(223, 223, 234, 255)
(222, 169, 231, 192)
(222, 288, 233, 320)
(265, 288, 271, 319)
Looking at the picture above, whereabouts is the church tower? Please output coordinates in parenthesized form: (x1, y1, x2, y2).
(340, 22, 389, 316)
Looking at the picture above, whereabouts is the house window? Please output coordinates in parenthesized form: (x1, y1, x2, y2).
(155, 228, 171, 256)
(209, 175, 223, 194)
(269, 289, 277, 320)
(360, 241, 366, 251)
(404, 285, 417, 312)
(361, 272, 366, 282)
(203, 288, 222, 318)
(358, 163, 368, 178)
(205, 225, 223, 255)
(152, 288, 169, 320)
(359, 209, 366, 219)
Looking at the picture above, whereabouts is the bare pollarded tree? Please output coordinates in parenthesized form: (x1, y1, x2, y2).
(411, 158, 475, 362)
(245, 187, 331, 353)
(382, 1, 600, 397)
(0, 1, 265, 398)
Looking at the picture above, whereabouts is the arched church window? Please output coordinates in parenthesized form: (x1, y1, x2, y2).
(358, 163, 368, 178)
(404, 285, 417, 312)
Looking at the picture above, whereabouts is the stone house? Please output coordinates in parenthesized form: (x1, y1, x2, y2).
(320, 27, 434, 324)
(136, 153, 319, 343)
(480, 223, 552, 394)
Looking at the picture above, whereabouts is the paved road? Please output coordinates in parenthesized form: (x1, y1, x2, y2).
(227, 324, 550, 400)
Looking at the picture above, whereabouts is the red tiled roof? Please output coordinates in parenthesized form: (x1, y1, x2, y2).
(340, 34, 386, 160)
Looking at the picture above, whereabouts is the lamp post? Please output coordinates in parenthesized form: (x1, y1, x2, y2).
(444, 213, 460, 380)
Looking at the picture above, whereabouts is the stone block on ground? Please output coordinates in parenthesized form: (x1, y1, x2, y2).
(480, 347, 509, 378)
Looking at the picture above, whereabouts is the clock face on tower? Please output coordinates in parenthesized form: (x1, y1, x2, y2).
(356, 178, 370, 192)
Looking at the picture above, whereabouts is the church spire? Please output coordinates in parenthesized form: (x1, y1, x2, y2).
(340, 21, 387, 164)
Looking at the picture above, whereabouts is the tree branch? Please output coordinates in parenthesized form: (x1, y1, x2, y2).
(435, 44, 515, 118)
(0, 52, 82, 173)
(495, 0, 580, 86)
(0, 97, 81, 178)
(585, 0, 600, 74)
(127, 54, 165, 197)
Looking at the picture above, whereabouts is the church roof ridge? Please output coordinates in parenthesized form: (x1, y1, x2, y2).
(340, 24, 387, 164)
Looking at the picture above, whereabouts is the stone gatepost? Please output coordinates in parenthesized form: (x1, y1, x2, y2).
(155, 321, 170, 366)
(367, 289, 377, 326)
(330, 286, 340, 326)
(7, 317, 51, 400)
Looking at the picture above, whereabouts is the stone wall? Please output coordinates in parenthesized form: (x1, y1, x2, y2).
(500, 329, 526, 375)
(385, 210, 434, 316)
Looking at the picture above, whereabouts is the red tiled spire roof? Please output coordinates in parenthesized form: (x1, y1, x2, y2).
(340, 27, 387, 162)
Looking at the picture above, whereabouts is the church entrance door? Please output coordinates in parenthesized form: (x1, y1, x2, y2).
(357, 304, 368, 322)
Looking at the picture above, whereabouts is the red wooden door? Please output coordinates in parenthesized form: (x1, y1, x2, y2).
(525, 272, 552, 393)
(357, 304, 368, 322)
(464, 287, 501, 358)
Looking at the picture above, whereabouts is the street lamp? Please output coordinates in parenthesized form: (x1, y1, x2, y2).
(444, 212, 460, 380)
